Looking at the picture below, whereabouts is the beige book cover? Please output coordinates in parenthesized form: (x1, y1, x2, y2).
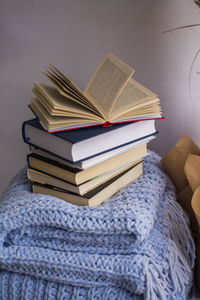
(32, 161, 143, 207)
(27, 158, 143, 196)
(28, 143, 147, 185)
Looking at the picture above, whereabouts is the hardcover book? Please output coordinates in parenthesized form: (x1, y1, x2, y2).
(27, 158, 143, 196)
(29, 52, 162, 132)
(22, 118, 157, 163)
(32, 161, 143, 207)
(29, 134, 154, 170)
(27, 143, 147, 185)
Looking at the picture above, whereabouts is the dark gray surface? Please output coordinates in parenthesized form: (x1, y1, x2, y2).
(189, 286, 200, 299)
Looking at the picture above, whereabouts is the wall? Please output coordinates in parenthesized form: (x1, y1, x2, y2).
(0, 0, 199, 195)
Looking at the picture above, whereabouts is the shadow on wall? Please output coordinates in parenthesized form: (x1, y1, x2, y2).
(163, 1, 200, 102)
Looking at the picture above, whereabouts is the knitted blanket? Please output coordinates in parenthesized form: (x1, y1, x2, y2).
(0, 152, 195, 299)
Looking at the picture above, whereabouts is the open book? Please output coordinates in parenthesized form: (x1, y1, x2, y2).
(29, 52, 162, 132)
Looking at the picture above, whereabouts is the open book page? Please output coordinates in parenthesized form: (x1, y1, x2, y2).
(111, 103, 161, 121)
(44, 71, 86, 103)
(30, 98, 104, 128)
(45, 70, 86, 102)
(84, 53, 134, 118)
(44, 64, 104, 118)
(110, 99, 161, 120)
(48, 64, 90, 102)
(33, 83, 100, 119)
(110, 78, 159, 119)
(35, 96, 100, 118)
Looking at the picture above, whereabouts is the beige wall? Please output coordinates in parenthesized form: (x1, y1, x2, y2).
(0, 0, 199, 195)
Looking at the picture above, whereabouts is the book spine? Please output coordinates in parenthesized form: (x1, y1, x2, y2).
(21, 120, 75, 164)
(26, 154, 31, 169)
(22, 121, 29, 144)
(22, 121, 45, 158)
(102, 121, 113, 127)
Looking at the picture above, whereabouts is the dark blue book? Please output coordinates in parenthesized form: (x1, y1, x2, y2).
(22, 118, 157, 163)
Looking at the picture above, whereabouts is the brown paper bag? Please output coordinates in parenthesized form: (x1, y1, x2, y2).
(182, 154, 200, 233)
(192, 186, 200, 228)
(161, 135, 200, 291)
(184, 154, 200, 193)
(161, 134, 200, 192)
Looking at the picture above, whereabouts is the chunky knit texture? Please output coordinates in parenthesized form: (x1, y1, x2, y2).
(0, 152, 195, 299)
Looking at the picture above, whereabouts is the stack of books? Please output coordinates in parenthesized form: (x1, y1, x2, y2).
(23, 53, 163, 206)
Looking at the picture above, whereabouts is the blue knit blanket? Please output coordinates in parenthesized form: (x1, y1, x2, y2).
(0, 152, 195, 299)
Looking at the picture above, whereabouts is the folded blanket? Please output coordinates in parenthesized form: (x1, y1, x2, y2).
(0, 152, 195, 299)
